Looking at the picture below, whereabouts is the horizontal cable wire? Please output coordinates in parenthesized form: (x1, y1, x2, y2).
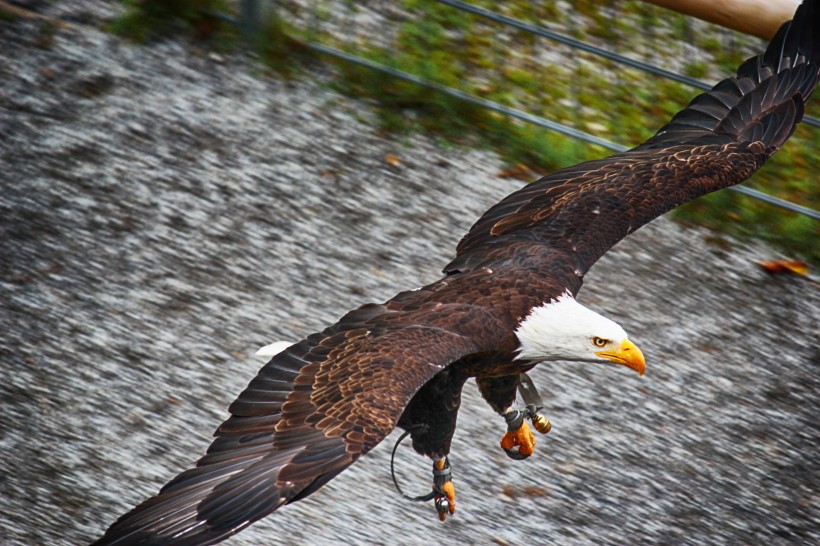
(225, 2, 818, 219)
(437, 0, 820, 128)
(305, 42, 819, 220)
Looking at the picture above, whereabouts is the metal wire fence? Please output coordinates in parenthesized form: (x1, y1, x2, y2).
(235, 0, 818, 220)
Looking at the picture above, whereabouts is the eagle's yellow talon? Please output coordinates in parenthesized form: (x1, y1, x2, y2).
(433, 458, 455, 521)
(500, 420, 536, 456)
(434, 480, 456, 521)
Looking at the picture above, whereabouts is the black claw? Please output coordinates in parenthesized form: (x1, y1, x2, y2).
(502, 446, 531, 460)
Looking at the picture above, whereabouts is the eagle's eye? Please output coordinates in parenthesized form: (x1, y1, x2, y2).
(592, 337, 608, 347)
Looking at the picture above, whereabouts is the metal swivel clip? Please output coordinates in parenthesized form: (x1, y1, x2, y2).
(501, 373, 552, 460)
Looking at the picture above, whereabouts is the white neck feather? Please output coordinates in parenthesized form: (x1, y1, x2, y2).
(514, 293, 627, 362)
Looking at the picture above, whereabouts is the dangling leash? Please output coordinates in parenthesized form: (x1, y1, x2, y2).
(390, 424, 437, 502)
(390, 424, 454, 517)
(517, 372, 546, 411)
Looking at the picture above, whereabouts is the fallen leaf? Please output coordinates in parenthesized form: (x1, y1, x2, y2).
(501, 484, 518, 499)
(501, 484, 548, 499)
(385, 153, 400, 167)
(498, 163, 538, 181)
(522, 485, 548, 497)
(758, 259, 809, 276)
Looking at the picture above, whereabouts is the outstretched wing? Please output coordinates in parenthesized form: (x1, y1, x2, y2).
(446, 0, 819, 276)
(93, 302, 482, 545)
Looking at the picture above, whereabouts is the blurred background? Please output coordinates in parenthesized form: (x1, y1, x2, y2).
(107, 0, 819, 261)
(1, 1, 818, 545)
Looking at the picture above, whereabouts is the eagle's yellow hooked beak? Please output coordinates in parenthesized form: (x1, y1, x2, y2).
(596, 339, 646, 377)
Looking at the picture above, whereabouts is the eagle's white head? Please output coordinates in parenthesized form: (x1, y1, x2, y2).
(514, 293, 645, 376)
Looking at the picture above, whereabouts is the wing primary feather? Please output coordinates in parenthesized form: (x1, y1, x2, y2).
(445, 0, 819, 276)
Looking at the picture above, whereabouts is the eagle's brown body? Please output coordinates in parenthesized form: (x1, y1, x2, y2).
(94, 2, 820, 544)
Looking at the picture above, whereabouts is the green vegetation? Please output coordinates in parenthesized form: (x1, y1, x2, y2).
(110, 0, 236, 43)
(110, 0, 313, 74)
(0, 9, 18, 23)
(112, 0, 818, 263)
(252, 15, 316, 76)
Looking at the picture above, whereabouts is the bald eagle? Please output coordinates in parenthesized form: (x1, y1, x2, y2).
(94, 1, 819, 544)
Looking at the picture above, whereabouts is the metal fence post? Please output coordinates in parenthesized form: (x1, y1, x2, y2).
(240, 0, 267, 36)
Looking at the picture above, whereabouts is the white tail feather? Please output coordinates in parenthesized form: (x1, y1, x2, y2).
(255, 341, 293, 357)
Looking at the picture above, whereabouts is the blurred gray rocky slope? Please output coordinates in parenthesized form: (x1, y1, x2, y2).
(1, 2, 818, 545)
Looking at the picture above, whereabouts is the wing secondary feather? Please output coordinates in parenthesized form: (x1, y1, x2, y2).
(93, 317, 481, 545)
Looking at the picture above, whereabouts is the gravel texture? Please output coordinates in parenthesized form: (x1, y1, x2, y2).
(1, 3, 818, 545)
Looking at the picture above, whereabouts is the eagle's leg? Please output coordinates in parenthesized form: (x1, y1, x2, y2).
(500, 408, 537, 459)
(398, 367, 467, 521)
(432, 457, 455, 521)
(477, 373, 550, 460)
